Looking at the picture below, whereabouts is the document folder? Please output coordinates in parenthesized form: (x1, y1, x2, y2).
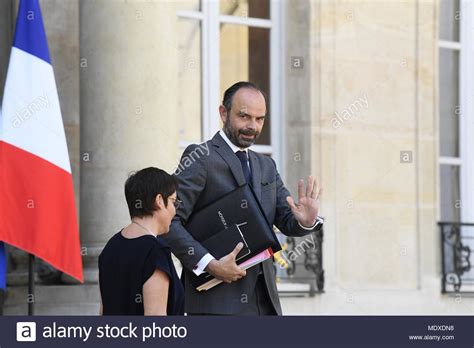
(185, 184, 281, 290)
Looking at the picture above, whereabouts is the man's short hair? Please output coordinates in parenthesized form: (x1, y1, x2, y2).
(124, 167, 178, 218)
(222, 81, 267, 113)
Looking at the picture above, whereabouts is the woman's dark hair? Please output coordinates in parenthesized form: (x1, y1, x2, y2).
(222, 81, 267, 113)
(124, 167, 178, 218)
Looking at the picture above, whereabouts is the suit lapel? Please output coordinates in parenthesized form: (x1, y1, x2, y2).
(248, 150, 262, 201)
(211, 132, 246, 186)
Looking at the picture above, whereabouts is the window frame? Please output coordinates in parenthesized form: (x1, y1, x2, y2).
(458, 0, 474, 223)
(438, 0, 474, 223)
(177, 0, 284, 172)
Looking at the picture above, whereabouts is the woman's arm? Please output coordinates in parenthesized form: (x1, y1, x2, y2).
(143, 269, 170, 315)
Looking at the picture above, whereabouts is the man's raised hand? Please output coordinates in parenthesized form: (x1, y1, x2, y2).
(286, 175, 322, 228)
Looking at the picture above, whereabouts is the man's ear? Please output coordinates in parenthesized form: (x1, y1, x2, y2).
(219, 105, 227, 124)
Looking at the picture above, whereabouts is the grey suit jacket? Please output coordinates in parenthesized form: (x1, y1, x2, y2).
(164, 132, 319, 315)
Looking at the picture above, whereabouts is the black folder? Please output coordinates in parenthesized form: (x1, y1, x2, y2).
(201, 223, 251, 261)
(185, 184, 282, 289)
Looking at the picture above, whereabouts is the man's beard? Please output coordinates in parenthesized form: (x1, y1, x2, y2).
(223, 118, 259, 148)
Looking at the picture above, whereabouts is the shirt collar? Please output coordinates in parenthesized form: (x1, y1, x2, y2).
(219, 129, 248, 154)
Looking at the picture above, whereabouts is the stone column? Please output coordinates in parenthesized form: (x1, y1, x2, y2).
(0, 0, 13, 98)
(79, 0, 180, 283)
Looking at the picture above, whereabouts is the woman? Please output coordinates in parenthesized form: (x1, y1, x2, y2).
(99, 167, 184, 315)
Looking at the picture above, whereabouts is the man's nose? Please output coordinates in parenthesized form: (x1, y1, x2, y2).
(246, 119, 257, 130)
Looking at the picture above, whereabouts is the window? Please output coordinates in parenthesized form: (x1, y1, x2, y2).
(177, 8, 202, 144)
(176, 0, 283, 168)
(438, 0, 474, 224)
(438, 0, 474, 293)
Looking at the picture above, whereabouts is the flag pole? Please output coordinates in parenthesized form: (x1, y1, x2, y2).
(28, 253, 35, 315)
(0, 242, 6, 315)
(0, 289, 4, 315)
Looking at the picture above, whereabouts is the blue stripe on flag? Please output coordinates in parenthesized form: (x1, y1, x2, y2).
(13, 0, 51, 64)
(0, 242, 6, 290)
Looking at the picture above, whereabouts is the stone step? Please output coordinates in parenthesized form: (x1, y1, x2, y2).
(4, 285, 100, 315)
(4, 303, 100, 315)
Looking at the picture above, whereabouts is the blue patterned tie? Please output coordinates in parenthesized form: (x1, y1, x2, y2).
(235, 150, 252, 184)
(236, 151, 261, 274)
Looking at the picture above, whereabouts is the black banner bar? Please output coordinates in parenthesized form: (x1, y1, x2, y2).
(1, 316, 472, 348)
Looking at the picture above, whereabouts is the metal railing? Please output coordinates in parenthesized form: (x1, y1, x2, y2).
(274, 226, 324, 297)
(440, 222, 474, 294)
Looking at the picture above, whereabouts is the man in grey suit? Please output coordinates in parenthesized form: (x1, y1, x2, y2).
(165, 81, 323, 315)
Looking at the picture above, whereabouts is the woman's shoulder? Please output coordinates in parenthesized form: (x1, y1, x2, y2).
(101, 231, 160, 259)
(100, 231, 123, 256)
(147, 237, 172, 263)
(155, 235, 171, 249)
(142, 238, 174, 280)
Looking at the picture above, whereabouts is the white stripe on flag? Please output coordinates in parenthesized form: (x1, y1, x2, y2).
(0, 47, 71, 173)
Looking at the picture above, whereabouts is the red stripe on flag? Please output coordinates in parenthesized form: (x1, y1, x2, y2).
(0, 141, 83, 282)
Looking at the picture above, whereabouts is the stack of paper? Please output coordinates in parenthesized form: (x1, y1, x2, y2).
(196, 248, 273, 292)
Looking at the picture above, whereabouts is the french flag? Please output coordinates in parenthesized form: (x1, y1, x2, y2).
(0, 0, 83, 282)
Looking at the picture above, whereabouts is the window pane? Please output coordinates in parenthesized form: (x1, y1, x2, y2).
(178, 19, 202, 143)
(220, 0, 270, 19)
(440, 165, 461, 222)
(439, 48, 459, 157)
(439, 0, 460, 42)
(220, 24, 271, 145)
(175, 0, 201, 12)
